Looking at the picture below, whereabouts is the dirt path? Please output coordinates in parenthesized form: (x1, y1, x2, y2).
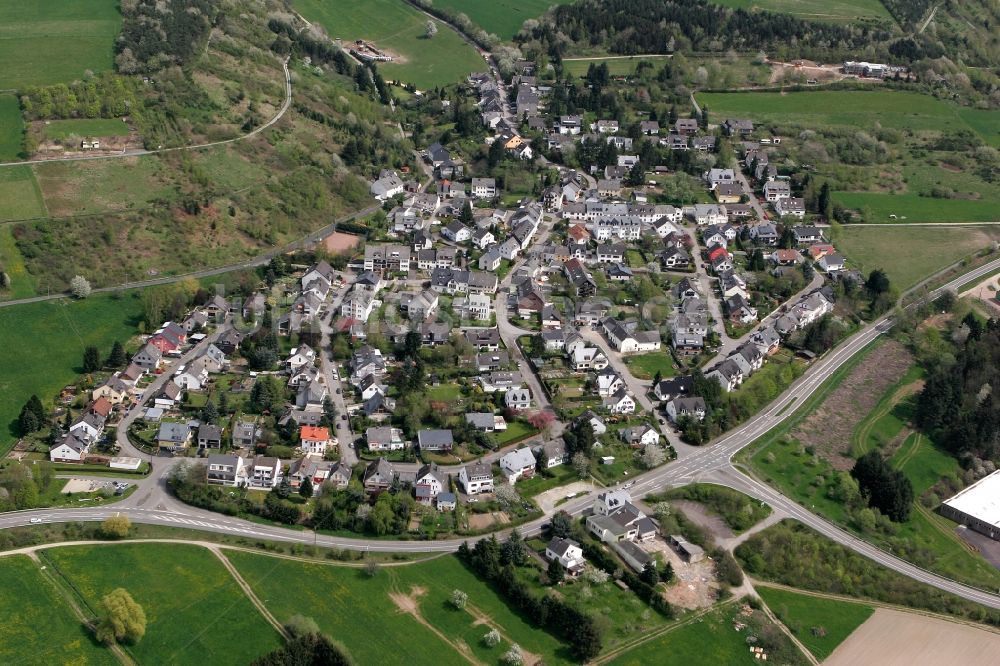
(465, 602, 543, 665)
(35, 553, 135, 665)
(851, 378, 923, 457)
(747, 578, 820, 666)
(207, 545, 289, 640)
(389, 584, 482, 666)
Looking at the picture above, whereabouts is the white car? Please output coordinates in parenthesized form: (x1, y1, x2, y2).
(29, 518, 42, 524)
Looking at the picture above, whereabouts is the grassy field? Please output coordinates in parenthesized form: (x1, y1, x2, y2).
(832, 192, 1000, 223)
(44, 543, 284, 665)
(608, 603, 806, 665)
(696, 91, 1000, 143)
(432, 0, 572, 38)
(0, 555, 117, 665)
(0, 225, 37, 297)
(43, 118, 130, 140)
(757, 585, 874, 661)
(623, 351, 677, 379)
(33, 155, 173, 218)
(562, 55, 675, 78)
(709, 0, 893, 24)
(835, 225, 1000, 289)
(0, 94, 23, 160)
(227, 550, 573, 665)
(0, 0, 121, 89)
(0, 165, 46, 221)
(295, 0, 485, 89)
(0, 292, 142, 448)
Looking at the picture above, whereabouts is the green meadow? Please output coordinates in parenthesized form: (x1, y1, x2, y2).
(0, 0, 121, 89)
(757, 585, 873, 660)
(295, 0, 485, 89)
(432, 0, 573, 38)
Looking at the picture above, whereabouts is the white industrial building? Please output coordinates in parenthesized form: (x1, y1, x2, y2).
(940, 470, 1000, 540)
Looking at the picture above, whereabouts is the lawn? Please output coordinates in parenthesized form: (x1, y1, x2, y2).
(832, 192, 1000, 223)
(623, 351, 677, 380)
(696, 90, 1000, 143)
(495, 419, 538, 445)
(227, 550, 574, 665)
(0, 164, 46, 222)
(0, 555, 117, 665)
(515, 463, 578, 498)
(294, 0, 485, 89)
(709, 0, 893, 24)
(835, 225, 1000, 290)
(757, 585, 873, 661)
(0, 93, 24, 160)
(43, 543, 284, 665)
(0, 0, 121, 89)
(0, 292, 143, 449)
(432, 0, 573, 38)
(608, 603, 807, 665)
(42, 118, 130, 140)
(562, 55, 675, 78)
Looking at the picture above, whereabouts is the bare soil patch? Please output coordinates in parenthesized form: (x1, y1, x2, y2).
(322, 231, 361, 254)
(791, 340, 912, 470)
(466, 511, 509, 530)
(641, 538, 719, 610)
(825, 608, 1000, 666)
(534, 481, 593, 514)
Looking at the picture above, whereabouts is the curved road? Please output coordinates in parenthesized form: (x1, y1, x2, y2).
(0, 58, 292, 169)
(7, 257, 1000, 610)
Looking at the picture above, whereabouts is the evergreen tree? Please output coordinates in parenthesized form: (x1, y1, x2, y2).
(201, 399, 218, 425)
(83, 346, 101, 373)
(108, 341, 127, 368)
(300, 477, 313, 498)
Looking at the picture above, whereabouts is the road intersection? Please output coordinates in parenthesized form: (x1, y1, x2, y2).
(8, 256, 1000, 609)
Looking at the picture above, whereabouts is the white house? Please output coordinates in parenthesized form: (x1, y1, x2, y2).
(500, 448, 537, 484)
(545, 537, 586, 575)
(504, 387, 532, 411)
(458, 461, 494, 495)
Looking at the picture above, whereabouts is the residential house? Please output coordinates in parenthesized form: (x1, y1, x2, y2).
(459, 461, 494, 495)
(763, 180, 791, 202)
(417, 429, 454, 452)
(471, 177, 497, 199)
(299, 425, 333, 456)
(232, 420, 262, 449)
(500, 448, 537, 484)
(818, 253, 846, 273)
(366, 426, 407, 452)
(157, 422, 192, 451)
(248, 457, 283, 489)
(666, 396, 706, 423)
(206, 454, 247, 487)
(414, 463, 447, 505)
(545, 537, 586, 576)
(370, 170, 404, 201)
(775, 197, 806, 219)
(49, 433, 90, 463)
(621, 424, 660, 449)
(505, 388, 532, 411)
(603, 389, 636, 414)
(363, 458, 396, 495)
(197, 424, 223, 449)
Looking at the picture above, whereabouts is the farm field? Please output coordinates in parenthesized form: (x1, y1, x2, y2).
(825, 608, 1000, 666)
(0, 554, 117, 666)
(0, 292, 142, 449)
(835, 225, 1000, 290)
(0, 94, 24, 160)
(756, 585, 873, 661)
(708, 0, 893, 24)
(0, 0, 121, 89)
(432, 0, 572, 38)
(42, 118, 130, 140)
(696, 90, 1000, 143)
(294, 0, 484, 89)
(227, 550, 574, 665)
(0, 165, 46, 222)
(43, 543, 284, 665)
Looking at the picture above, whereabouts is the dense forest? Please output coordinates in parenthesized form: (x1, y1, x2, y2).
(519, 0, 894, 62)
(916, 317, 1000, 459)
(115, 0, 217, 74)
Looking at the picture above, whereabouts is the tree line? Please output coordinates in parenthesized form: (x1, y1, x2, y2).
(115, 0, 217, 74)
(458, 536, 604, 661)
